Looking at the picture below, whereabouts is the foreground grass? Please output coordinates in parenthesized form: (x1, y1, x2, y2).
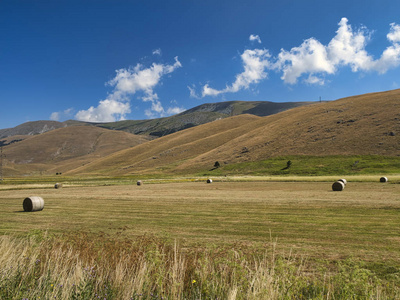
(1, 232, 399, 300)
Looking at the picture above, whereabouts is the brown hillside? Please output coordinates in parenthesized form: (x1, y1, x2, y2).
(67, 89, 400, 176)
(176, 89, 400, 172)
(66, 114, 261, 175)
(3, 126, 150, 176)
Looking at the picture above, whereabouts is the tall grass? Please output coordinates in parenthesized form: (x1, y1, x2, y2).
(1, 232, 399, 300)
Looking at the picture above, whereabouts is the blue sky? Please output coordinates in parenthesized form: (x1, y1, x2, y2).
(1, 0, 400, 129)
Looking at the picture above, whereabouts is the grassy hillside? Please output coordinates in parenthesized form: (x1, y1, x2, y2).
(176, 89, 400, 172)
(2, 126, 150, 176)
(66, 114, 261, 175)
(66, 89, 400, 176)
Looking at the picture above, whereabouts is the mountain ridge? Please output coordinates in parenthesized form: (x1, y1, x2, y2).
(0, 100, 312, 140)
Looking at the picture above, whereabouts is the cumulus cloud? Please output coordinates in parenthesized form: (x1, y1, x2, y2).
(196, 18, 400, 97)
(276, 38, 334, 84)
(201, 49, 271, 97)
(75, 56, 182, 122)
(276, 18, 400, 84)
(371, 22, 400, 73)
(249, 34, 262, 44)
(75, 99, 131, 122)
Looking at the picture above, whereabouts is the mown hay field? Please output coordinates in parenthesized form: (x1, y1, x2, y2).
(1, 180, 399, 261)
(1, 179, 400, 299)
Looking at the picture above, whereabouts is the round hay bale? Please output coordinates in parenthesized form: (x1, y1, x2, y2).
(137, 180, 143, 186)
(338, 178, 347, 185)
(332, 181, 345, 191)
(54, 183, 63, 189)
(23, 196, 44, 212)
(207, 178, 212, 183)
(380, 177, 388, 183)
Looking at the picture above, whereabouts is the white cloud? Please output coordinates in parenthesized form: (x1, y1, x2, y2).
(167, 106, 185, 115)
(304, 74, 326, 86)
(326, 18, 373, 72)
(371, 23, 400, 73)
(249, 34, 262, 44)
(276, 18, 400, 84)
(202, 49, 271, 97)
(152, 48, 162, 56)
(202, 84, 224, 97)
(50, 108, 73, 122)
(144, 99, 185, 118)
(188, 85, 201, 99)
(75, 56, 182, 122)
(387, 23, 400, 43)
(197, 18, 400, 96)
(276, 38, 334, 84)
(75, 99, 131, 122)
(50, 112, 60, 121)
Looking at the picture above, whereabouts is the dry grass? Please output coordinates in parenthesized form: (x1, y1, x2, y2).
(1, 180, 400, 298)
(2, 125, 150, 176)
(1, 180, 400, 261)
(1, 232, 399, 299)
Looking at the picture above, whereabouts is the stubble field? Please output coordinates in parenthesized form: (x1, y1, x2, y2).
(1, 179, 400, 299)
(1, 180, 400, 259)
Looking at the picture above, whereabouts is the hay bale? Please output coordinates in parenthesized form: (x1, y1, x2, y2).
(23, 196, 44, 212)
(207, 178, 212, 183)
(137, 180, 143, 186)
(54, 183, 63, 189)
(338, 178, 347, 185)
(380, 177, 388, 183)
(332, 181, 345, 191)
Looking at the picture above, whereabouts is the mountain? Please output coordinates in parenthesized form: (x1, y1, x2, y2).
(0, 121, 67, 141)
(66, 89, 400, 176)
(82, 100, 312, 137)
(0, 100, 312, 140)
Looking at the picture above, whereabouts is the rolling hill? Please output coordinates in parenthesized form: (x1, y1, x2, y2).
(65, 89, 400, 176)
(2, 126, 150, 176)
